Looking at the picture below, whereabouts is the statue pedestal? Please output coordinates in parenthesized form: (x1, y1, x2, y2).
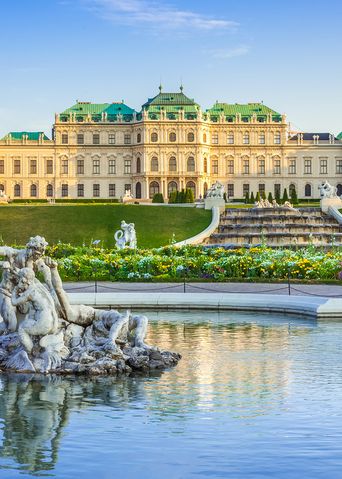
(321, 197, 342, 213)
(205, 197, 225, 213)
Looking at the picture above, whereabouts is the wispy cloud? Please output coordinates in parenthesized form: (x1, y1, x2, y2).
(208, 45, 250, 59)
(83, 0, 238, 31)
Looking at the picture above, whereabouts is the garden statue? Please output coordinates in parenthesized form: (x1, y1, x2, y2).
(318, 181, 339, 199)
(0, 189, 8, 203)
(206, 181, 224, 199)
(114, 220, 137, 249)
(0, 236, 180, 374)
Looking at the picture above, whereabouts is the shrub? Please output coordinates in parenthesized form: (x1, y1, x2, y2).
(255, 192, 261, 202)
(291, 188, 298, 205)
(250, 192, 255, 204)
(268, 192, 273, 203)
(282, 188, 289, 203)
(185, 188, 194, 203)
(152, 193, 164, 203)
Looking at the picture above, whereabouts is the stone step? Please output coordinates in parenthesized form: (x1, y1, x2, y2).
(218, 224, 342, 232)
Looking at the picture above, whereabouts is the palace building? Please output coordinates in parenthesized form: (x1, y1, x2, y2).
(0, 86, 341, 201)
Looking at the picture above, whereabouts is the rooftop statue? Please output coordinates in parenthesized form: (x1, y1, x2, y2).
(0, 236, 180, 374)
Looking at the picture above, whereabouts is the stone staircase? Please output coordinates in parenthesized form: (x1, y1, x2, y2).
(206, 207, 342, 247)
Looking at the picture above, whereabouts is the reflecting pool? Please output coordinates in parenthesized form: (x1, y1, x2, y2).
(1, 311, 342, 478)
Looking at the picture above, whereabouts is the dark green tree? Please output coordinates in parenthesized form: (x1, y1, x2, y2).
(169, 190, 177, 204)
(185, 188, 194, 203)
(282, 188, 289, 203)
(255, 191, 261, 202)
(250, 192, 255, 204)
(290, 187, 298, 205)
(152, 193, 164, 203)
(245, 191, 250, 204)
(268, 192, 273, 203)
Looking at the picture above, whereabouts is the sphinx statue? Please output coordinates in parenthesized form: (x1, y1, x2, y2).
(0, 236, 180, 374)
(114, 220, 137, 249)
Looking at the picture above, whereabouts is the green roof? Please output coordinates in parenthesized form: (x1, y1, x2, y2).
(142, 89, 199, 119)
(60, 101, 136, 120)
(337, 132, 342, 140)
(206, 102, 282, 121)
(1, 131, 50, 141)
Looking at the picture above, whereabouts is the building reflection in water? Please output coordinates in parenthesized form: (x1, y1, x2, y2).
(0, 316, 315, 475)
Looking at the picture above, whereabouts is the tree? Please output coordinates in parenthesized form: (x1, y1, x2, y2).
(268, 192, 273, 203)
(290, 187, 298, 205)
(185, 188, 194, 203)
(275, 189, 281, 204)
(255, 191, 261, 202)
(169, 190, 177, 204)
(152, 193, 164, 203)
(261, 191, 266, 200)
(250, 192, 255, 204)
(282, 188, 289, 203)
(245, 191, 250, 204)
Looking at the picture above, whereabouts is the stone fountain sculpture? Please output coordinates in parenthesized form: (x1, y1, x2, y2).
(114, 220, 137, 249)
(0, 236, 180, 374)
(319, 180, 342, 213)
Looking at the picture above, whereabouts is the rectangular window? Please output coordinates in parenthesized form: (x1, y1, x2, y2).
(243, 184, 250, 197)
(227, 184, 234, 198)
(14, 159, 21, 174)
(77, 134, 84, 145)
(77, 159, 84, 175)
(93, 184, 100, 197)
(0, 160, 4, 174)
(46, 159, 53, 174)
(62, 133, 68, 144)
(77, 184, 84, 197)
(212, 133, 219, 144)
(227, 132, 234, 144)
(320, 158, 328, 175)
(336, 159, 342, 174)
(124, 134, 131, 145)
(304, 158, 312, 174)
(273, 159, 281, 174)
(108, 134, 116, 144)
(243, 159, 249, 175)
(258, 184, 265, 195)
(61, 184, 68, 197)
(93, 159, 100, 174)
(212, 160, 218, 174)
(243, 132, 250, 144)
(108, 159, 116, 174)
(288, 158, 296, 174)
(227, 160, 234, 175)
(124, 159, 131, 174)
(61, 159, 68, 174)
(109, 184, 116, 197)
(274, 183, 281, 198)
(93, 133, 100, 145)
(258, 159, 265, 175)
(274, 132, 281, 144)
(259, 133, 265, 144)
(30, 159, 37, 174)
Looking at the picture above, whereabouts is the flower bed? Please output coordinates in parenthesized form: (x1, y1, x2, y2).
(44, 243, 342, 282)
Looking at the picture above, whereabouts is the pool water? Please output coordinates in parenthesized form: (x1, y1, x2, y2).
(0, 311, 342, 478)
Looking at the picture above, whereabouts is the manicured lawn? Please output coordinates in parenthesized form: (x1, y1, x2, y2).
(0, 204, 211, 248)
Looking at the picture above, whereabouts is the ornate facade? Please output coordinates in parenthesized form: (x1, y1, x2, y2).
(0, 87, 341, 200)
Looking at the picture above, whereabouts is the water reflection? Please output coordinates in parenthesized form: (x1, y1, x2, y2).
(0, 313, 316, 477)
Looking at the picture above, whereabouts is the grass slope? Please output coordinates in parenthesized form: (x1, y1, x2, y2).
(0, 204, 211, 248)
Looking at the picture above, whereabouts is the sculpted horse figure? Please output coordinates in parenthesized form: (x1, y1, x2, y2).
(206, 181, 224, 199)
(318, 181, 338, 199)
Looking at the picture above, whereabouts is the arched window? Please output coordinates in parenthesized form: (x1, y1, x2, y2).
(46, 184, 53, 197)
(168, 181, 178, 197)
(204, 158, 208, 173)
(289, 183, 296, 196)
(151, 132, 158, 142)
(136, 182, 142, 199)
(186, 181, 196, 198)
(243, 132, 250, 144)
(337, 184, 342, 196)
(203, 182, 208, 196)
(30, 184, 37, 197)
(14, 184, 21, 197)
(136, 157, 141, 173)
(151, 156, 159, 172)
(305, 184, 312, 197)
(169, 157, 177, 172)
(187, 132, 195, 142)
(203, 133, 207, 143)
(0, 184, 4, 192)
(187, 156, 195, 172)
(149, 181, 159, 198)
(137, 133, 141, 143)
(169, 132, 176, 142)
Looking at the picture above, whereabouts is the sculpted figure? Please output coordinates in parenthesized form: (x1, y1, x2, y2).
(114, 220, 137, 249)
(206, 181, 224, 199)
(318, 181, 338, 199)
(0, 261, 18, 332)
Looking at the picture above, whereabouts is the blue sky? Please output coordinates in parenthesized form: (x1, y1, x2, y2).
(0, 0, 341, 137)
